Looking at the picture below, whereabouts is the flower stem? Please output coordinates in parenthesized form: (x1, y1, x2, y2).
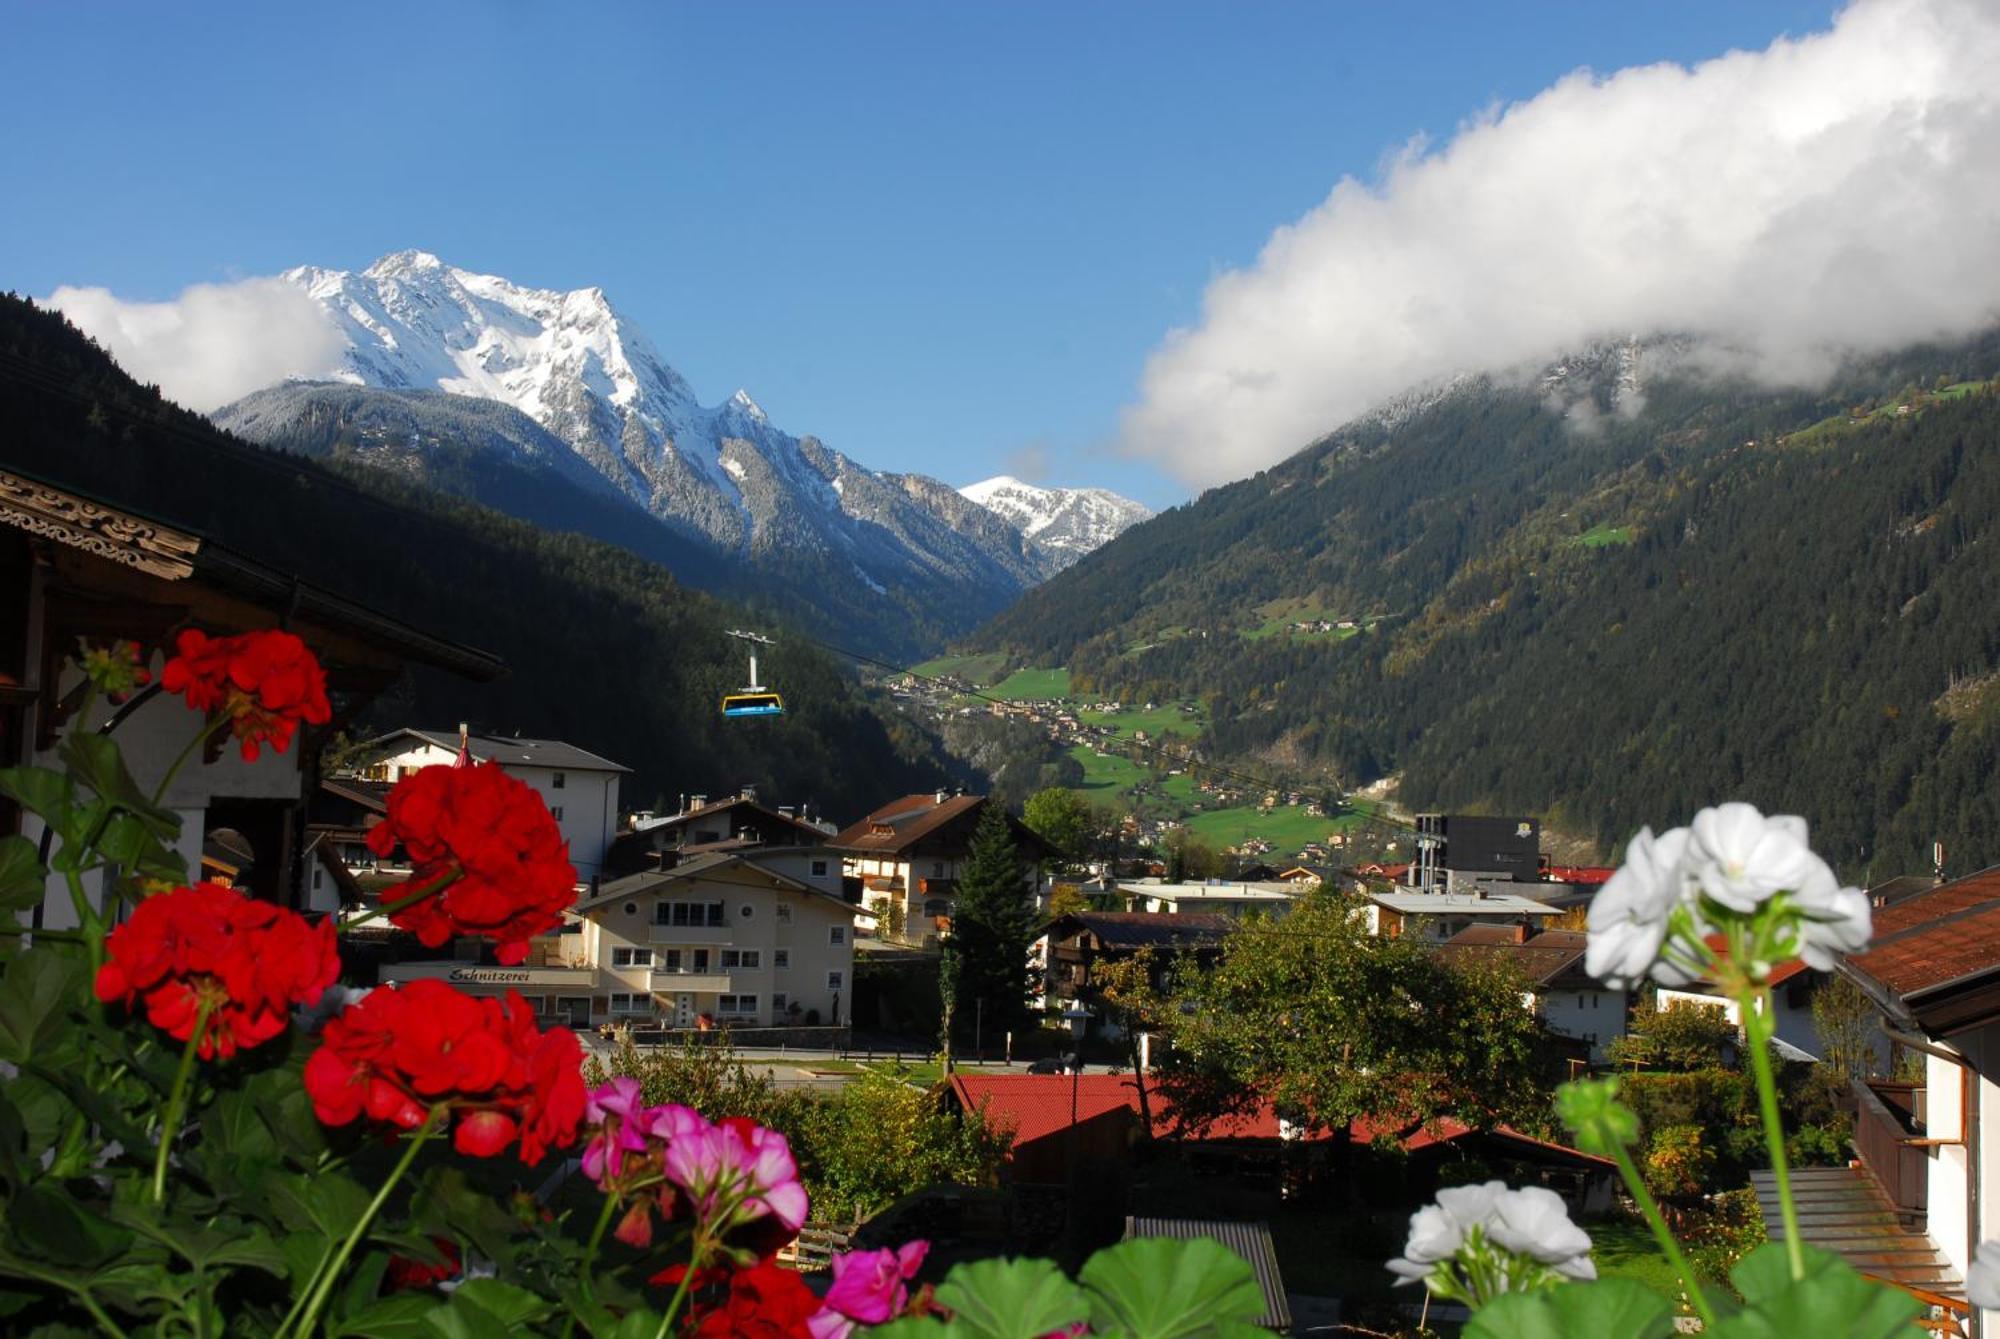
(1608, 1140, 1717, 1325)
(152, 997, 216, 1203)
(1743, 989, 1806, 1280)
(286, 1106, 442, 1339)
(653, 1234, 706, 1339)
(562, 1193, 623, 1339)
(151, 716, 231, 807)
(337, 868, 460, 934)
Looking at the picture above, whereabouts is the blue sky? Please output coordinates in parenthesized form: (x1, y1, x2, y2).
(4, 2, 1851, 507)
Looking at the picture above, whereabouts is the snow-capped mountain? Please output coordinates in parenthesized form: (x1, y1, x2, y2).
(228, 250, 1074, 653)
(959, 476, 1152, 565)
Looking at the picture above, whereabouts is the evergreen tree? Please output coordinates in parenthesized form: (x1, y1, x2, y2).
(944, 805, 1037, 1046)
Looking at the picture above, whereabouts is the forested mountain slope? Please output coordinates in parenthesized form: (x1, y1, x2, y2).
(0, 296, 963, 818)
(972, 335, 2000, 877)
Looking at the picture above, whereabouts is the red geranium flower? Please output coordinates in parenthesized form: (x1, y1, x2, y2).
(365, 763, 576, 964)
(303, 979, 586, 1163)
(160, 628, 332, 761)
(383, 1237, 461, 1293)
(686, 1260, 824, 1339)
(94, 882, 340, 1060)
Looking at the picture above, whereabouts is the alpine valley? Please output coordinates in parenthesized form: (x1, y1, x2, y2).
(962, 331, 2000, 878)
(210, 251, 1148, 659)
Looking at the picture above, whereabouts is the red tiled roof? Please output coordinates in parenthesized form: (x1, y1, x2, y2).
(1435, 927, 1596, 988)
(1545, 865, 1616, 886)
(949, 1075, 1609, 1166)
(1679, 933, 1811, 989)
(828, 794, 988, 855)
(1848, 865, 2000, 1001)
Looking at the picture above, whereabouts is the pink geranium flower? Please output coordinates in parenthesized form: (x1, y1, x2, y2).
(821, 1241, 930, 1325)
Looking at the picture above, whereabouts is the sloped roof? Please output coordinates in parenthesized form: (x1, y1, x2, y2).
(366, 728, 630, 773)
(1053, 912, 1234, 949)
(828, 794, 1055, 859)
(1434, 927, 1597, 989)
(576, 849, 852, 915)
(1845, 864, 2000, 1029)
(949, 1075, 1612, 1166)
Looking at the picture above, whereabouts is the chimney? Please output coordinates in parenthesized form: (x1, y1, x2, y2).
(691, 794, 707, 812)
(934, 789, 948, 805)
(741, 783, 758, 804)
(1512, 920, 1529, 944)
(778, 805, 795, 818)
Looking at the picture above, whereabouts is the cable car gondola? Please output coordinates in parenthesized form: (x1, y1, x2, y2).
(721, 630, 784, 719)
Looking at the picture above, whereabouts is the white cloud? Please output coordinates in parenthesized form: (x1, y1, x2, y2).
(1122, 0, 2000, 488)
(44, 278, 345, 413)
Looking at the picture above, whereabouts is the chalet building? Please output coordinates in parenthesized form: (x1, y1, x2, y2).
(1, 468, 503, 925)
(1042, 911, 1232, 1020)
(345, 727, 628, 886)
(603, 789, 833, 880)
(1831, 866, 2000, 1334)
(828, 792, 1054, 945)
(377, 846, 857, 1030)
(1434, 925, 1628, 1062)
(1648, 934, 1857, 1064)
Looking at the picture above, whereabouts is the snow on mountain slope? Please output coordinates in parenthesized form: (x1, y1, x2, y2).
(959, 476, 1152, 563)
(257, 251, 1066, 644)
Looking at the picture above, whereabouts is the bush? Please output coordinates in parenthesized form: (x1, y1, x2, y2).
(1607, 1000, 1742, 1072)
(1643, 1124, 1716, 1202)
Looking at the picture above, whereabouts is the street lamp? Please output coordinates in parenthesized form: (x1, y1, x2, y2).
(1061, 1005, 1090, 1243)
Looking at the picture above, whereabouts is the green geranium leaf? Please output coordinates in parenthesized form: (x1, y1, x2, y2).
(270, 1170, 373, 1240)
(1713, 1244, 1924, 1339)
(330, 1293, 440, 1339)
(1081, 1236, 1267, 1338)
(0, 836, 45, 914)
(436, 1279, 552, 1327)
(0, 952, 88, 1064)
(59, 734, 179, 839)
(932, 1257, 1090, 1339)
(0, 766, 74, 833)
(6, 1185, 133, 1269)
(600, 1309, 665, 1339)
(1466, 1279, 1677, 1339)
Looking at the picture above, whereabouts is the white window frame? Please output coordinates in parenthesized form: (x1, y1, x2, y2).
(721, 949, 762, 969)
(611, 948, 653, 968)
(608, 993, 653, 1016)
(776, 902, 793, 923)
(826, 971, 844, 991)
(716, 993, 759, 1018)
(829, 926, 845, 946)
(811, 860, 828, 877)
(774, 949, 790, 970)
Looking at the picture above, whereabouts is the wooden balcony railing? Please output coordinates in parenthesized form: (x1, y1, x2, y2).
(1852, 1076, 1930, 1222)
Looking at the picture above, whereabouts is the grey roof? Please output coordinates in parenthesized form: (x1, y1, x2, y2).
(373, 728, 630, 773)
(1366, 889, 1558, 915)
(1122, 1219, 1290, 1330)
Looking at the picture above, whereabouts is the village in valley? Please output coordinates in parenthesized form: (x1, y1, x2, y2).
(12, 3, 2000, 1334)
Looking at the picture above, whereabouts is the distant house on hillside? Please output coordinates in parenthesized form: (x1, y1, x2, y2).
(1116, 880, 1299, 920)
(1, 466, 504, 924)
(828, 791, 1054, 945)
(345, 726, 628, 886)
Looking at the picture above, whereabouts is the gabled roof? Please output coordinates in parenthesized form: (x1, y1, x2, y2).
(827, 793, 1055, 859)
(1048, 912, 1234, 949)
(1434, 927, 1598, 989)
(1844, 864, 2000, 1032)
(362, 728, 630, 774)
(575, 848, 853, 915)
(636, 794, 826, 841)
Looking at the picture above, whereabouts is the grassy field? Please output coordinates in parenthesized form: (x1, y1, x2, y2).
(1089, 702, 1205, 739)
(1070, 743, 1154, 793)
(988, 666, 1072, 700)
(1588, 1215, 1714, 1312)
(909, 651, 1011, 686)
(1574, 523, 1635, 548)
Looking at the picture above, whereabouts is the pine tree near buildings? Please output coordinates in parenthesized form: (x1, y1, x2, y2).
(945, 805, 1038, 1048)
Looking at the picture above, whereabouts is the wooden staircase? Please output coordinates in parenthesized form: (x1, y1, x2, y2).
(1751, 1166, 1968, 1334)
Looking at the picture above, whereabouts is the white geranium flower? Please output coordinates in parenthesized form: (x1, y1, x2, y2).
(1387, 1205, 1461, 1282)
(1687, 803, 1821, 914)
(1434, 1179, 1508, 1232)
(1586, 826, 1694, 988)
(1489, 1186, 1596, 1278)
(1967, 1239, 2000, 1310)
(1789, 855, 1873, 969)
